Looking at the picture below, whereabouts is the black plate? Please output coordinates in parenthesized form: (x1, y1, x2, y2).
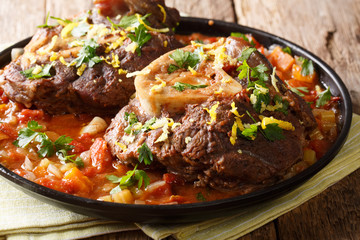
(0, 17, 352, 223)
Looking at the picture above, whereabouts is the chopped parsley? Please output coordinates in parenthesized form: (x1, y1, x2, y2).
(230, 32, 255, 46)
(316, 87, 332, 107)
(237, 60, 269, 83)
(71, 22, 90, 37)
(285, 81, 309, 97)
(37, 12, 56, 28)
(282, 46, 292, 55)
(128, 24, 152, 56)
(124, 112, 139, 134)
(142, 117, 156, 132)
(240, 124, 258, 140)
(69, 39, 102, 68)
(238, 47, 257, 62)
(137, 143, 153, 165)
(196, 192, 206, 201)
(263, 123, 284, 142)
(107, 164, 150, 193)
(50, 16, 72, 25)
(20, 63, 54, 80)
(168, 49, 200, 73)
(273, 95, 289, 115)
(298, 57, 314, 76)
(56, 149, 84, 168)
(172, 82, 208, 92)
(13, 121, 83, 166)
(108, 13, 151, 29)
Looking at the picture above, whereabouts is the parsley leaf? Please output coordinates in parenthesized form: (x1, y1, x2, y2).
(273, 95, 289, 115)
(56, 149, 84, 168)
(107, 164, 150, 191)
(50, 16, 72, 25)
(168, 49, 200, 73)
(13, 121, 81, 163)
(127, 24, 152, 56)
(71, 22, 90, 37)
(316, 87, 332, 107)
(142, 117, 156, 132)
(238, 47, 257, 62)
(124, 112, 138, 134)
(20, 63, 55, 80)
(285, 81, 309, 97)
(230, 32, 255, 46)
(172, 82, 208, 92)
(69, 39, 102, 68)
(115, 14, 151, 29)
(37, 12, 56, 29)
(196, 192, 206, 201)
(241, 124, 258, 140)
(298, 57, 314, 76)
(282, 46, 292, 55)
(263, 123, 284, 142)
(137, 143, 153, 165)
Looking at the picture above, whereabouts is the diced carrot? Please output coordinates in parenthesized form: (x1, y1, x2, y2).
(291, 64, 317, 83)
(63, 167, 93, 193)
(90, 138, 113, 173)
(268, 46, 295, 72)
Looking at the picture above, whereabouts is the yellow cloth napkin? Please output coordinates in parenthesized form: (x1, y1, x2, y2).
(1, 42, 360, 239)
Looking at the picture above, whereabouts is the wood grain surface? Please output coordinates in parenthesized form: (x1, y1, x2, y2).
(0, 0, 359, 239)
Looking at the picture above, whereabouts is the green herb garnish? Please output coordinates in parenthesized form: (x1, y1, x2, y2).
(128, 24, 152, 56)
(71, 22, 90, 37)
(263, 123, 284, 142)
(107, 164, 150, 192)
(13, 121, 82, 164)
(69, 39, 102, 68)
(168, 49, 200, 73)
(298, 57, 314, 76)
(20, 63, 54, 80)
(240, 124, 258, 140)
(172, 82, 208, 92)
(37, 12, 56, 28)
(316, 87, 331, 107)
(238, 47, 257, 62)
(137, 143, 153, 165)
(56, 149, 84, 168)
(196, 192, 206, 201)
(282, 46, 292, 55)
(230, 32, 255, 46)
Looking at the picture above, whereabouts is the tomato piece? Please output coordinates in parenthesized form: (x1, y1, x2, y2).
(0, 122, 18, 139)
(36, 177, 66, 193)
(309, 140, 331, 159)
(18, 109, 45, 123)
(163, 173, 185, 185)
(93, 0, 129, 17)
(90, 138, 113, 173)
(70, 133, 93, 154)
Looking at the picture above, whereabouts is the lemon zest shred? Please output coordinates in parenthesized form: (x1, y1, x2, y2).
(163, 40, 168, 48)
(150, 77, 167, 93)
(118, 69, 128, 75)
(188, 66, 197, 75)
(230, 121, 238, 145)
(261, 117, 295, 131)
(61, 22, 79, 39)
(135, 14, 169, 33)
(157, 4, 167, 23)
(50, 52, 59, 61)
(76, 63, 87, 76)
(203, 101, 220, 125)
(32, 65, 42, 75)
(115, 142, 127, 152)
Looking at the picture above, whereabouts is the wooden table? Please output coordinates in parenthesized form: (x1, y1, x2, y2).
(1, 0, 359, 239)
